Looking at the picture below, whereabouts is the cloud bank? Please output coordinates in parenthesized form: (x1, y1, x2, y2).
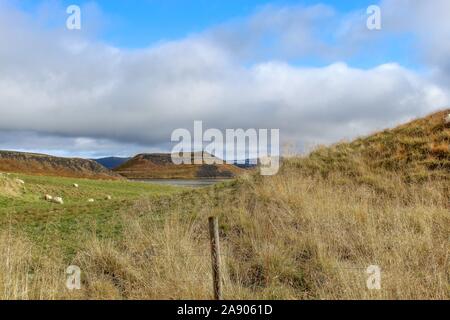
(0, 1, 448, 157)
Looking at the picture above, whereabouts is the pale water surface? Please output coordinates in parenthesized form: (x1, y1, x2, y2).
(135, 179, 232, 188)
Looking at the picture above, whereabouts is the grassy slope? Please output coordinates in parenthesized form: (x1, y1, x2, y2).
(304, 109, 450, 182)
(0, 110, 448, 299)
(0, 173, 180, 258)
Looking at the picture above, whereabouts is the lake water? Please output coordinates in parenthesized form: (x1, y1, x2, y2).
(135, 179, 232, 188)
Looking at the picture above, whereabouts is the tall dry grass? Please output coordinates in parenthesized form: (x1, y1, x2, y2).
(0, 228, 69, 299)
(0, 158, 449, 299)
(75, 158, 450, 299)
(0, 174, 22, 197)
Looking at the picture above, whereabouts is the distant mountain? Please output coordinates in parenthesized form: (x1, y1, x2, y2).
(0, 150, 122, 180)
(92, 157, 131, 170)
(114, 152, 245, 179)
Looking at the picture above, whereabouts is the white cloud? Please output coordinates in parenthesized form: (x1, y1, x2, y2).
(0, 1, 448, 157)
(380, 0, 450, 85)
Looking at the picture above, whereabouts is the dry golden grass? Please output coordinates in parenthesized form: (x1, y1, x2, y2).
(0, 110, 448, 300)
(306, 109, 450, 182)
(0, 175, 22, 197)
(85, 162, 446, 300)
(0, 228, 69, 300)
(2, 159, 447, 300)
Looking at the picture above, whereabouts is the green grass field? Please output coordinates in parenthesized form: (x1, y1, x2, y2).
(0, 173, 181, 258)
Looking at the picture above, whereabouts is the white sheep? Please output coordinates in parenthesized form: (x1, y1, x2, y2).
(73, 183, 79, 188)
(105, 195, 112, 200)
(44, 194, 53, 201)
(87, 198, 95, 203)
(53, 197, 64, 205)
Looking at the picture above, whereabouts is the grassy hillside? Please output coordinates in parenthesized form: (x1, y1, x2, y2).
(0, 111, 448, 299)
(115, 152, 246, 179)
(302, 109, 450, 182)
(0, 150, 122, 180)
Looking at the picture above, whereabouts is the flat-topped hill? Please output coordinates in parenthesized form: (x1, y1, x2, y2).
(114, 152, 246, 179)
(0, 150, 122, 180)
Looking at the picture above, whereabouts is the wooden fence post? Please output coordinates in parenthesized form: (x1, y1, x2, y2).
(208, 216, 222, 300)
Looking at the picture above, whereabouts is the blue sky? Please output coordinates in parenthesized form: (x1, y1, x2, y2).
(94, 0, 376, 47)
(18, 0, 377, 47)
(14, 0, 417, 70)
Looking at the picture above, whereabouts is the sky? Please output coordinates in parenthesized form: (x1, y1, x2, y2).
(0, 0, 449, 158)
